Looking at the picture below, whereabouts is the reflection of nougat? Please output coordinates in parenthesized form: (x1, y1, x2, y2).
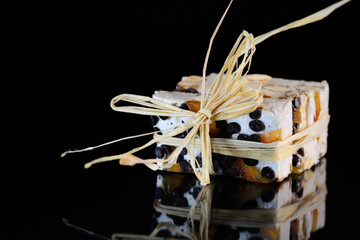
(150, 74, 329, 183)
(152, 159, 326, 239)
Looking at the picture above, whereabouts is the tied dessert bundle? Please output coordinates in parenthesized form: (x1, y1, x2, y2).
(62, 0, 349, 186)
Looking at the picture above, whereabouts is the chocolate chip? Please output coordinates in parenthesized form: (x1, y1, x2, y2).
(249, 120, 265, 132)
(175, 131, 188, 138)
(195, 155, 202, 168)
(310, 164, 317, 171)
(187, 127, 200, 137)
(243, 158, 259, 166)
(292, 154, 301, 167)
(296, 188, 304, 198)
(261, 189, 275, 202)
(249, 134, 261, 142)
(237, 133, 249, 141)
(157, 229, 172, 237)
(172, 215, 187, 226)
(159, 116, 169, 120)
(160, 145, 171, 155)
(226, 122, 241, 134)
(261, 167, 275, 180)
(180, 147, 188, 156)
(292, 97, 301, 110)
(150, 116, 159, 126)
(179, 103, 189, 110)
(297, 147, 304, 156)
(177, 154, 184, 163)
(155, 146, 164, 159)
(156, 145, 171, 159)
(249, 109, 262, 119)
(180, 160, 192, 173)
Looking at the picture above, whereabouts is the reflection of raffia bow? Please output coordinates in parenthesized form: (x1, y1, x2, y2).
(62, 0, 349, 186)
(150, 180, 326, 240)
(150, 184, 215, 240)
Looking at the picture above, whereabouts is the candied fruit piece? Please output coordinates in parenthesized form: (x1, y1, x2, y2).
(232, 158, 269, 183)
(260, 129, 281, 143)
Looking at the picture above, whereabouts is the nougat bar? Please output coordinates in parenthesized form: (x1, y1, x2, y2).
(150, 74, 329, 183)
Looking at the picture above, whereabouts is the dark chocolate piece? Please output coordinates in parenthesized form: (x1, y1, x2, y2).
(243, 158, 259, 166)
(249, 134, 261, 142)
(249, 109, 262, 119)
(260, 189, 275, 202)
(180, 147, 188, 156)
(159, 116, 169, 120)
(175, 131, 188, 138)
(179, 103, 189, 110)
(155, 146, 164, 159)
(297, 147, 305, 156)
(237, 133, 249, 141)
(160, 145, 171, 155)
(226, 122, 241, 134)
(261, 166, 275, 180)
(292, 154, 302, 167)
(249, 120, 265, 132)
(180, 160, 192, 173)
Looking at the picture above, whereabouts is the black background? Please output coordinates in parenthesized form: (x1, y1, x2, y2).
(5, 0, 358, 239)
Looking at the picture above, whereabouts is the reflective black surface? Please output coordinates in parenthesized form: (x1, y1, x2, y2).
(7, 0, 358, 239)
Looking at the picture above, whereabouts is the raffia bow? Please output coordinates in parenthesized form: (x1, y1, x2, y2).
(62, 0, 349, 186)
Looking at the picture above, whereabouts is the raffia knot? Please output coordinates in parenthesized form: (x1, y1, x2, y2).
(198, 108, 212, 123)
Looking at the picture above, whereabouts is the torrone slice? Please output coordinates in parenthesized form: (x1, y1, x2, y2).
(150, 74, 329, 183)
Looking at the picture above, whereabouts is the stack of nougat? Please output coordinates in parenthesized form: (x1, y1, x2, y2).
(150, 73, 329, 183)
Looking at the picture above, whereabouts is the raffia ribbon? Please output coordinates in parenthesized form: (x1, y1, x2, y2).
(62, 0, 349, 186)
